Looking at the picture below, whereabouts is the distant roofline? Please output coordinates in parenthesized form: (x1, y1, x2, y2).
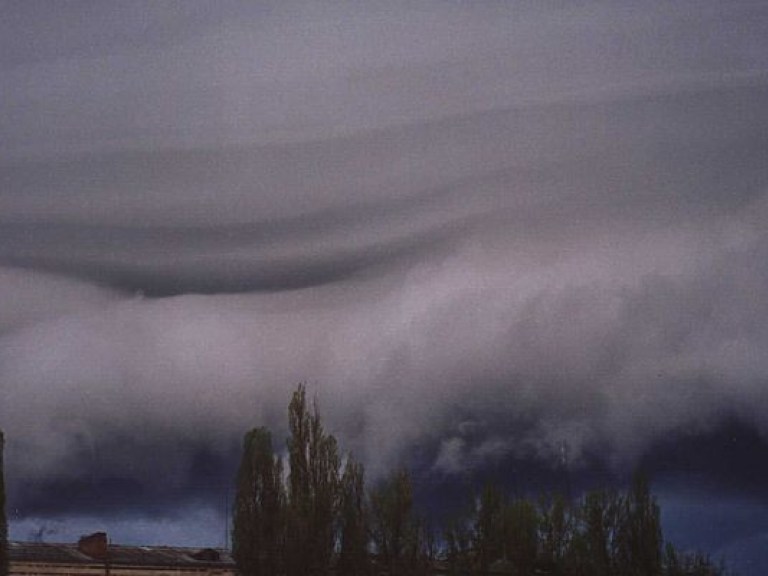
(10, 541, 230, 552)
(9, 540, 235, 568)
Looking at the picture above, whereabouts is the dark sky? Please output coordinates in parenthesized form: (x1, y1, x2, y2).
(1, 1, 768, 573)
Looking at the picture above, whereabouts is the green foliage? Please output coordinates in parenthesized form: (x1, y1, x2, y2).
(581, 489, 620, 576)
(370, 468, 423, 576)
(231, 386, 732, 576)
(539, 492, 576, 574)
(0, 430, 7, 576)
(286, 384, 341, 576)
(443, 514, 473, 576)
(338, 455, 369, 576)
(663, 543, 730, 576)
(445, 472, 725, 576)
(415, 518, 438, 576)
(474, 483, 504, 574)
(615, 471, 663, 576)
(232, 427, 285, 576)
(504, 497, 539, 575)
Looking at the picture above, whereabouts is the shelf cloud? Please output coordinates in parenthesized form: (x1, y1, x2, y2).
(1, 0, 767, 566)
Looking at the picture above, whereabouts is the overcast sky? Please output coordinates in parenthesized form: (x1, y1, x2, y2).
(2, 1, 768, 573)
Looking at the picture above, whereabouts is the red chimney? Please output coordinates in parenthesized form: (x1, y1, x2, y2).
(78, 532, 108, 559)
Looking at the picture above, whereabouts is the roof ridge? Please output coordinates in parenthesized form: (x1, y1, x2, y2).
(11, 540, 228, 550)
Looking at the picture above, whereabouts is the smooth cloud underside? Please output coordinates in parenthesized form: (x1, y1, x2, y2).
(1, 0, 768, 538)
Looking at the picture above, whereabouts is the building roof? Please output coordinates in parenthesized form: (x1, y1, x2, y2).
(9, 541, 235, 569)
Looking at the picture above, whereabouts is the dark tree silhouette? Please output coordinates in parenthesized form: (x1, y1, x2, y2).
(286, 384, 340, 576)
(474, 483, 504, 574)
(539, 493, 575, 574)
(229, 384, 732, 576)
(232, 427, 285, 576)
(370, 468, 421, 576)
(616, 471, 663, 576)
(443, 513, 473, 576)
(503, 497, 538, 576)
(581, 489, 619, 576)
(338, 455, 369, 576)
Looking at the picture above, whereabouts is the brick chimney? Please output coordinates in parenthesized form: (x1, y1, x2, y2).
(78, 532, 108, 559)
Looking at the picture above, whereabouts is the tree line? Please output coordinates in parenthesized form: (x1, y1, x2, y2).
(0, 399, 732, 576)
(233, 385, 732, 576)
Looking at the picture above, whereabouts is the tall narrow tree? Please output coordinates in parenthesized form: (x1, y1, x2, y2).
(580, 490, 618, 576)
(444, 515, 473, 576)
(286, 384, 340, 576)
(474, 483, 504, 574)
(504, 497, 539, 576)
(0, 430, 8, 576)
(539, 493, 574, 574)
(232, 427, 285, 576)
(370, 468, 419, 576)
(338, 455, 369, 576)
(616, 471, 662, 576)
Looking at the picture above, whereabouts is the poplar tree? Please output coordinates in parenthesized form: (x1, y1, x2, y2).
(0, 430, 8, 576)
(444, 516, 472, 576)
(619, 471, 662, 576)
(504, 498, 538, 576)
(370, 468, 419, 576)
(286, 384, 340, 576)
(539, 493, 574, 574)
(338, 455, 369, 576)
(232, 427, 285, 576)
(474, 483, 504, 574)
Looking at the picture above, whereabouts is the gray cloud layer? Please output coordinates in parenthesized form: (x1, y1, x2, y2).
(1, 1, 768, 554)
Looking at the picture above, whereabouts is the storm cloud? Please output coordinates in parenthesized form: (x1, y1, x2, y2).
(1, 0, 767, 568)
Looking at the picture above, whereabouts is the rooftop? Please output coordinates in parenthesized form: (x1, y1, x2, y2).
(9, 538, 234, 569)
